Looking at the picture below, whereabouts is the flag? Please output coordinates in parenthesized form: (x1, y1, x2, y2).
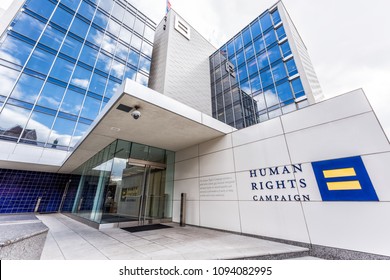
(166, 0, 171, 14)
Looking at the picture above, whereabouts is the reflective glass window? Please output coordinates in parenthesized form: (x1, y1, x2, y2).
(104, 79, 120, 99)
(264, 88, 278, 107)
(135, 72, 148, 86)
(225, 107, 234, 124)
(12, 13, 45, 41)
(213, 53, 221, 67)
(271, 62, 287, 82)
(280, 41, 292, 57)
(215, 81, 222, 95)
(72, 122, 89, 146)
(0, 104, 30, 140)
(78, 1, 96, 21)
(130, 35, 142, 51)
(260, 68, 273, 88)
(110, 59, 125, 80)
(257, 51, 269, 69)
(60, 35, 82, 58)
(286, 59, 298, 76)
(61, 0, 80, 11)
(250, 20, 261, 39)
(250, 76, 262, 93)
(115, 42, 128, 61)
(268, 107, 282, 118)
(138, 56, 151, 73)
(244, 44, 255, 60)
(60, 89, 84, 116)
(98, 0, 114, 13)
(0, 35, 33, 66)
(236, 51, 245, 67)
(0, 67, 19, 97)
(242, 28, 252, 46)
(79, 44, 99, 66)
(10, 73, 44, 104)
(276, 25, 286, 40)
(271, 9, 281, 24)
(93, 10, 109, 29)
(50, 57, 75, 82)
(39, 25, 65, 50)
(240, 80, 251, 94)
(87, 26, 104, 46)
(253, 36, 265, 54)
(222, 76, 230, 92)
(107, 19, 121, 37)
(123, 12, 135, 29)
(291, 78, 305, 98)
(277, 81, 293, 103)
(48, 117, 76, 148)
(128, 50, 140, 67)
(71, 65, 92, 89)
(144, 25, 155, 43)
(36, 82, 66, 110)
(89, 72, 107, 95)
(247, 58, 258, 76)
(234, 35, 243, 52)
(101, 34, 116, 54)
(95, 52, 112, 73)
(227, 41, 235, 57)
(254, 92, 266, 111)
(237, 65, 248, 82)
(260, 13, 272, 32)
(141, 42, 153, 58)
(51, 7, 73, 29)
(118, 26, 132, 44)
(22, 110, 55, 145)
(264, 29, 277, 46)
(268, 45, 282, 63)
(282, 102, 296, 114)
(26, 0, 56, 19)
(134, 18, 145, 36)
(80, 96, 101, 120)
(111, 2, 125, 21)
(26, 48, 55, 75)
(70, 17, 90, 39)
(124, 66, 136, 80)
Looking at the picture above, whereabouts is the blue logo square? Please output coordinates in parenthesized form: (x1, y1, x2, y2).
(311, 156, 378, 201)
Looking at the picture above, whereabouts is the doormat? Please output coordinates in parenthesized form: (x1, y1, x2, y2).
(122, 224, 172, 233)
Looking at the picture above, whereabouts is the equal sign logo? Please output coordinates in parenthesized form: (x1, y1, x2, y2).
(311, 156, 379, 201)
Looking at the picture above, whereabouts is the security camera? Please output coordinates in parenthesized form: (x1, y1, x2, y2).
(131, 106, 141, 120)
(131, 110, 141, 120)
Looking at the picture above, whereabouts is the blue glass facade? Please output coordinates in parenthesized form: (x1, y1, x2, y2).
(0, 0, 155, 151)
(210, 7, 307, 129)
(0, 169, 80, 213)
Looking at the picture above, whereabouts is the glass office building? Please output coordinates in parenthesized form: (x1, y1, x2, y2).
(210, 2, 322, 129)
(0, 0, 155, 151)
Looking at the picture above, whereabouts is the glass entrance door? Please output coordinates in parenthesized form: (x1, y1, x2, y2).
(118, 160, 167, 226)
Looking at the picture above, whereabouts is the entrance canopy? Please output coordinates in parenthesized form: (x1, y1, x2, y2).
(59, 79, 235, 173)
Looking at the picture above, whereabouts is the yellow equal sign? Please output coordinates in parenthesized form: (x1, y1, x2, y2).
(323, 168, 356, 178)
(323, 168, 361, 191)
(326, 181, 362, 191)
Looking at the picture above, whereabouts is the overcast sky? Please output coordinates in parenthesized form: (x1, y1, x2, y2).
(1, 0, 389, 137)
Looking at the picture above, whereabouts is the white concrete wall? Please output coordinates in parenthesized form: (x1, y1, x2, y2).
(149, 9, 216, 116)
(173, 89, 390, 256)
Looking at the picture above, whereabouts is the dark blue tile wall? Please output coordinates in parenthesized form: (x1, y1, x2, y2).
(0, 168, 80, 214)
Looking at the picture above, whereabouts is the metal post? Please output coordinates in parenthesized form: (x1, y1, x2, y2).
(180, 193, 186, 227)
(34, 197, 42, 213)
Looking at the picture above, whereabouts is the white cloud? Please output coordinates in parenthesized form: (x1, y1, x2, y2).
(71, 78, 89, 88)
